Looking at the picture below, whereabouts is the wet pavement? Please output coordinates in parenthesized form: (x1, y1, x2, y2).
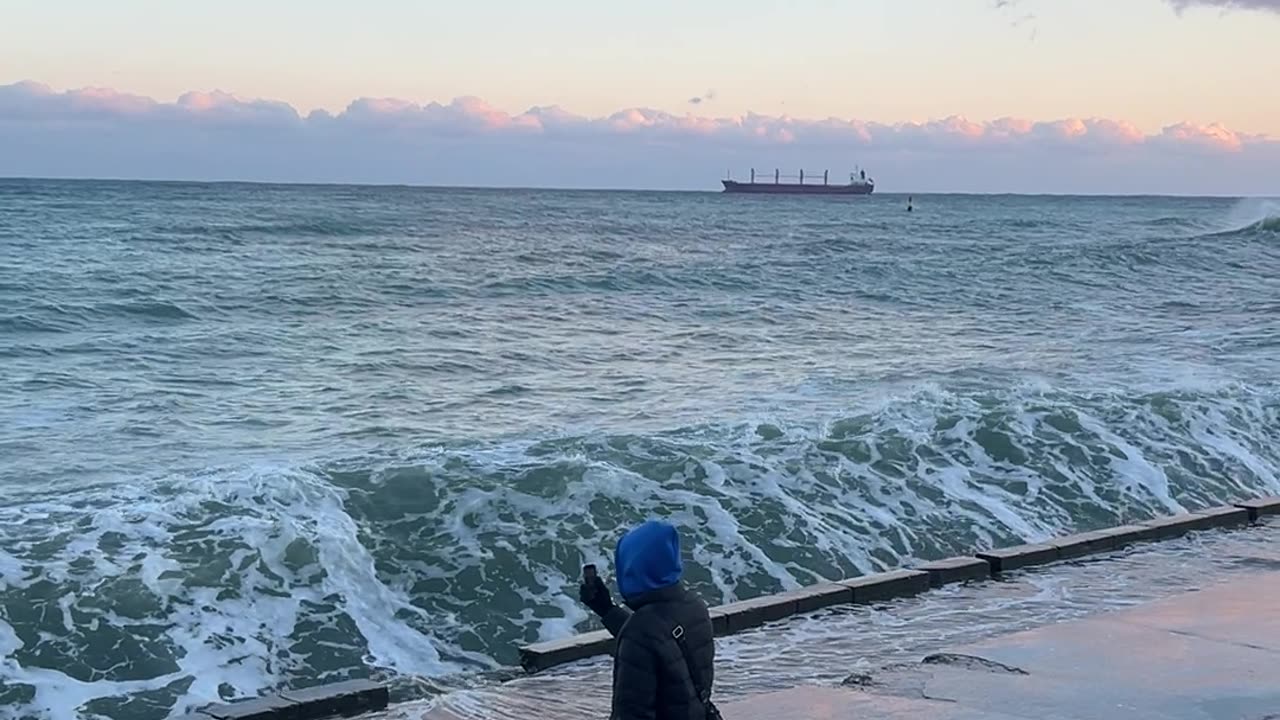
(720, 571, 1280, 719)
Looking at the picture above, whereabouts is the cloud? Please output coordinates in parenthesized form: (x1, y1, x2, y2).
(1166, 0, 1280, 12)
(0, 81, 1276, 195)
(1003, 0, 1280, 16)
(688, 90, 717, 106)
(1157, 121, 1247, 151)
(993, 0, 1038, 37)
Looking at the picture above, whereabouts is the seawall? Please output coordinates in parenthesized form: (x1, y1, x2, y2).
(177, 680, 388, 720)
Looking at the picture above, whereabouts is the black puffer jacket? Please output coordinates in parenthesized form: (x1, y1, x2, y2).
(601, 583, 716, 720)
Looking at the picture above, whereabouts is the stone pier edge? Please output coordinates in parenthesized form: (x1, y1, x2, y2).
(518, 495, 1280, 674)
(180, 678, 388, 720)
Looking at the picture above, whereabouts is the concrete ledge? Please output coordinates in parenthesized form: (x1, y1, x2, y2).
(1234, 496, 1280, 523)
(196, 680, 388, 720)
(519, 630, 613, 673)
(1140, 513, 1213, 539)
(1195, 505, 1250, 530)
(1092, 523, 1161, 546)
(771, 582, 855, 614)
(1051, 529, 1118, 560)
(1140, 506, 1249, 539)
(709, 606, 730, 635)
(713, 594, 800, 634)
(839, 569, 930, 602)
(199, 695, 294, 720)
(278, 679, 388, 719)
(1051, 523, 1158, 560)
(917, 557, 990, 587)
(707, 585, 853, 636)
(975, 543, 1059, 573)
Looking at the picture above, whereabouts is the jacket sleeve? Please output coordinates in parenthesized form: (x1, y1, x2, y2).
(611, 632, 658, 720)
(601, 605, 632, 637)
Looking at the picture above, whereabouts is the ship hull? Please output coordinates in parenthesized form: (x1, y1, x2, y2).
(721, 180, 874, 195)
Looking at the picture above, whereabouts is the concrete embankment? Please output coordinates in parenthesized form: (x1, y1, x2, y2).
(178, 679, 387, 720)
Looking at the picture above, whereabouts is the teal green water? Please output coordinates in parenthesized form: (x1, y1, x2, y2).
(1, 180, 1278, 719)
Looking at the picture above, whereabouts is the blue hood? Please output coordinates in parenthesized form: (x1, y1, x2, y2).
(615, 520, 684, 601)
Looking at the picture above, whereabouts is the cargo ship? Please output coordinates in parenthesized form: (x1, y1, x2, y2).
(721, 167, 874, 195)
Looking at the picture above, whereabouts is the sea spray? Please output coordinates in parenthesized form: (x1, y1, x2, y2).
(1221, 196, 1280, 235)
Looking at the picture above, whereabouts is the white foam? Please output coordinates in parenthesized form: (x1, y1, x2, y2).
(1186, 399, 1280, 494)
(0, 617, 21, 658)
(0, 463, 485, 719)
(1074, 408, 1184, 514)
(526, 571, 587, 643)
(0, 549, 27, 591)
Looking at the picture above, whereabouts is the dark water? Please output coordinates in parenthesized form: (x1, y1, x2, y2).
(0, 179, 1278, 719)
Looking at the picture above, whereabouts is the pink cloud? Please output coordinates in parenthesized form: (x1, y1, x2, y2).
(3, 81, 1266, 152)
(442, 96, 541, 132)
(1159, 121, 1245, 151)
(1049, 118, 1089, 139)
(0, 81, 158, 120)
(68, 86, 156, 115)
(340, 95, 541, 134)
(348, 97, 418, 116)
(1085, 119, 1146, 144)
(1, 81, 1276, 194)
(988, 117, 1035, 138)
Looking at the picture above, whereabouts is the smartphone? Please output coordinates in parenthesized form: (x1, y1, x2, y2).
(582, 564, 597, 583)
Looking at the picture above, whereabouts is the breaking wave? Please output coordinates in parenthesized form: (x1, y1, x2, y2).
(2, 381, 1277, 719)
(1202, 198, 1280, 237)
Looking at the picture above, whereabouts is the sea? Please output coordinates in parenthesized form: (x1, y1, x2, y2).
(0, 179, 1277, 720)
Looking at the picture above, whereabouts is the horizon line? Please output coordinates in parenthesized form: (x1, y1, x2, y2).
(1, 176, 1272, 200)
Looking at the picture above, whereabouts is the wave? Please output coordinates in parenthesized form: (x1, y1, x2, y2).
(0, 465, 481, 720)
(2, 300, 200, 333)
(163, 218, 388, 241)
(1251, 215, 1280, 234)
(1199, 198, 1280, 238)
(1, 381, 1277, 719)
(1204, 216, 1280, 239)
(0, 313, 71, 333)
(99, 300, 200, 321)
(475, 269, 701, 296)
(1140, 216, 1201, 229)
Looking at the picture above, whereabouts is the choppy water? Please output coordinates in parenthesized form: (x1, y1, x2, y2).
(0, 179, 1278, 720)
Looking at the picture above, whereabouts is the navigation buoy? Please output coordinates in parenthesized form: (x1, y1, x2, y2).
(907, 196, 914, 213)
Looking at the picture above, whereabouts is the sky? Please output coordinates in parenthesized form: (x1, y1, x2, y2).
(2, 0, 1278, 193)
